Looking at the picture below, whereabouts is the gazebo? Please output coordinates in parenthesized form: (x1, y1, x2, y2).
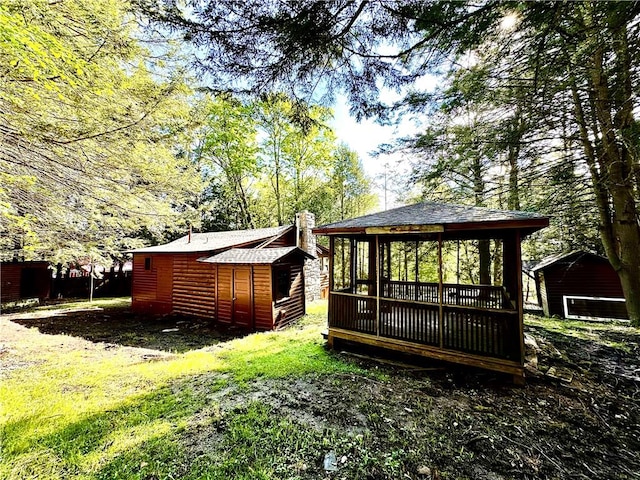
(313, 202, 548, 382)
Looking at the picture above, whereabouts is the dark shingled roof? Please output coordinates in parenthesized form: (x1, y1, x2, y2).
(130, 225, 293, 253)
(530, 250, 608, 273)
(198, 247, 313, 265)
(314, 202, 548, 234)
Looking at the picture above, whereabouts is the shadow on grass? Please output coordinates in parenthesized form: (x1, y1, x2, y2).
(9, 304, 245, 353)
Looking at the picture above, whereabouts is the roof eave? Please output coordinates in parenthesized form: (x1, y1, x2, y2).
(314, 218, 549, 236)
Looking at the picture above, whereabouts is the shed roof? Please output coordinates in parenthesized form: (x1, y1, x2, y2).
(130, 225, 293, 254)
(530, 250, 608, 273)
(198, 246, 313, 265)
(313, 202, 548, 235)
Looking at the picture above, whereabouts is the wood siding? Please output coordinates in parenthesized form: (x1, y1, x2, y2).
(216, 265, 233, 325)
(269, 229, 296, 247)
(131, 234, 306, 329)
(253, 265, 275, 330)
(537, 257, 624, 318)
(173, 253, 216, 318)
(1, 262, 50, 303)
(132, 254, 173, 314)
(273, 263, 305, 329)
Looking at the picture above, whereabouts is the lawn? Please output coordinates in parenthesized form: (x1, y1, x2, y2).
(1, 299, 639, 479)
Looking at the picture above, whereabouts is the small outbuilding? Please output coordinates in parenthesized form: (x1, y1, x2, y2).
(313, 202, 548, 382)
(531, 251, 627, 320)
(130, 212, 318, 330)
(1, 261, 50, 304)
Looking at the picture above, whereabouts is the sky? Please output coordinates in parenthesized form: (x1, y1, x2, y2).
(328, 76, 437, 210)
(329, 101, 410, 210)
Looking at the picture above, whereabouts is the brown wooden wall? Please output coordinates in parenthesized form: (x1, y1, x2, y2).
(1, 262, 50, 303)
(131, 248, 307, 330)
(273, 263, 305, 329)
(253, 265, 274, 330)
(537, 257, 624, 317)
(132, 254, 173, 314)
(173, 253, 216, 317)
(269, 229, 297, 247)
(216, 265, 233, 325)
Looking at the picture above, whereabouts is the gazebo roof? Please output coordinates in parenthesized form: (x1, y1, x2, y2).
(314, 202, 548, 236)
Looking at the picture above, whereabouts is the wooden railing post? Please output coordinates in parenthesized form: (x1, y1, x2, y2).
(438, 233, 444, 349)
(376, 235, 380, 337)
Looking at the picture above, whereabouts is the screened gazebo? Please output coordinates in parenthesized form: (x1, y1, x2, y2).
(314, 202, 548, 382)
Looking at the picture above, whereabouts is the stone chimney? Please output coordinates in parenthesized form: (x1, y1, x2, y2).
(296, 211, 321, 302)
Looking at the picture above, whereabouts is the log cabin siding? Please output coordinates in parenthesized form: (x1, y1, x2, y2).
(173, 253, 216, 317)
(216, 265, 233, 325)
(253, 265, 274, 330)
(273, 263, 305, 329)
(269, 229, 296, 247)
(132, 254, 173, 314)
(132, 254, 157, 301)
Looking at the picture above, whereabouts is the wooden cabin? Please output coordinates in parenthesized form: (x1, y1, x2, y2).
(130, 212, 318, 330)
(313, 202, 549, 382)
(1, 261, 50, 304)
(531, 251, 627, 320)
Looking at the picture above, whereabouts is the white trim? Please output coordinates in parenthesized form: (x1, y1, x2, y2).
(563, 295, 628, 322)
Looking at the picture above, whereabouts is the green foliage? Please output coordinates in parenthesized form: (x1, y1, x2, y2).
(190, 93, 376, 230)
(0, 0, 202, 263)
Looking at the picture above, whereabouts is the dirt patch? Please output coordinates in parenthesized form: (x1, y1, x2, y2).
(4, 304, 242, 353)
(2, 304, 639, 479)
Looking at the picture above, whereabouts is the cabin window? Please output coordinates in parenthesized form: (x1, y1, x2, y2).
(144, 257, 151, 270)
(274, 266, 291, 301)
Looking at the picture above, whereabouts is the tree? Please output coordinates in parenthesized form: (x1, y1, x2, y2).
(1, 0, 201, 263)
(255, 93, 337, 226)
(197, 95, 258, 229)
(328, 144, 377, 222)
(139, 0, 640, 325)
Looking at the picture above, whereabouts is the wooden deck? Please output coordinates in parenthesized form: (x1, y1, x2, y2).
(328, 289, 523, 378)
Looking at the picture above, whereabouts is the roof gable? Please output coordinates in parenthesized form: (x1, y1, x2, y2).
(130, 225, 293, 254)
(531, 250, 609, 273)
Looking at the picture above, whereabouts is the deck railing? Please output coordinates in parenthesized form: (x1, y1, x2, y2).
(329, 291, 520, 361)
(382, 280, 512, 309)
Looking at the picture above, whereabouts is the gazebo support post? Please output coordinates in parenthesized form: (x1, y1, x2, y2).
(438, 233, 444, 349)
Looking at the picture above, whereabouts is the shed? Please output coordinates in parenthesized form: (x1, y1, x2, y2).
(313, 201, 548, 382)
(1, 261, 51, 304)
(531, 251, 627, 320)
(199, 247, 313, 329)
(130, 212, 319, 330)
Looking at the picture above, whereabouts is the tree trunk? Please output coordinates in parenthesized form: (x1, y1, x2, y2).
(472, 156, 491, 284)
(569, 18, 640, 325)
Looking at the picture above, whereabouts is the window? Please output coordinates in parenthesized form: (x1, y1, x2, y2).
(274, 267, 291, 301)
(144, 257, 151, 270)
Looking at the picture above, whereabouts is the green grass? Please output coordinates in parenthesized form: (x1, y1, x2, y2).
(5, 301, 638, 479)
(0, 300, 365, 480)
(34, 297, 133, 311)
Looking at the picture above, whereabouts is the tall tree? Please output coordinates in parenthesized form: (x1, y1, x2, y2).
(329, 144, 377, 222)
(198, 95, 258, 229)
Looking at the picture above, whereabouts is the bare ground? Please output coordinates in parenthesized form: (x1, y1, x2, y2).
(1, 303, 639, 479)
